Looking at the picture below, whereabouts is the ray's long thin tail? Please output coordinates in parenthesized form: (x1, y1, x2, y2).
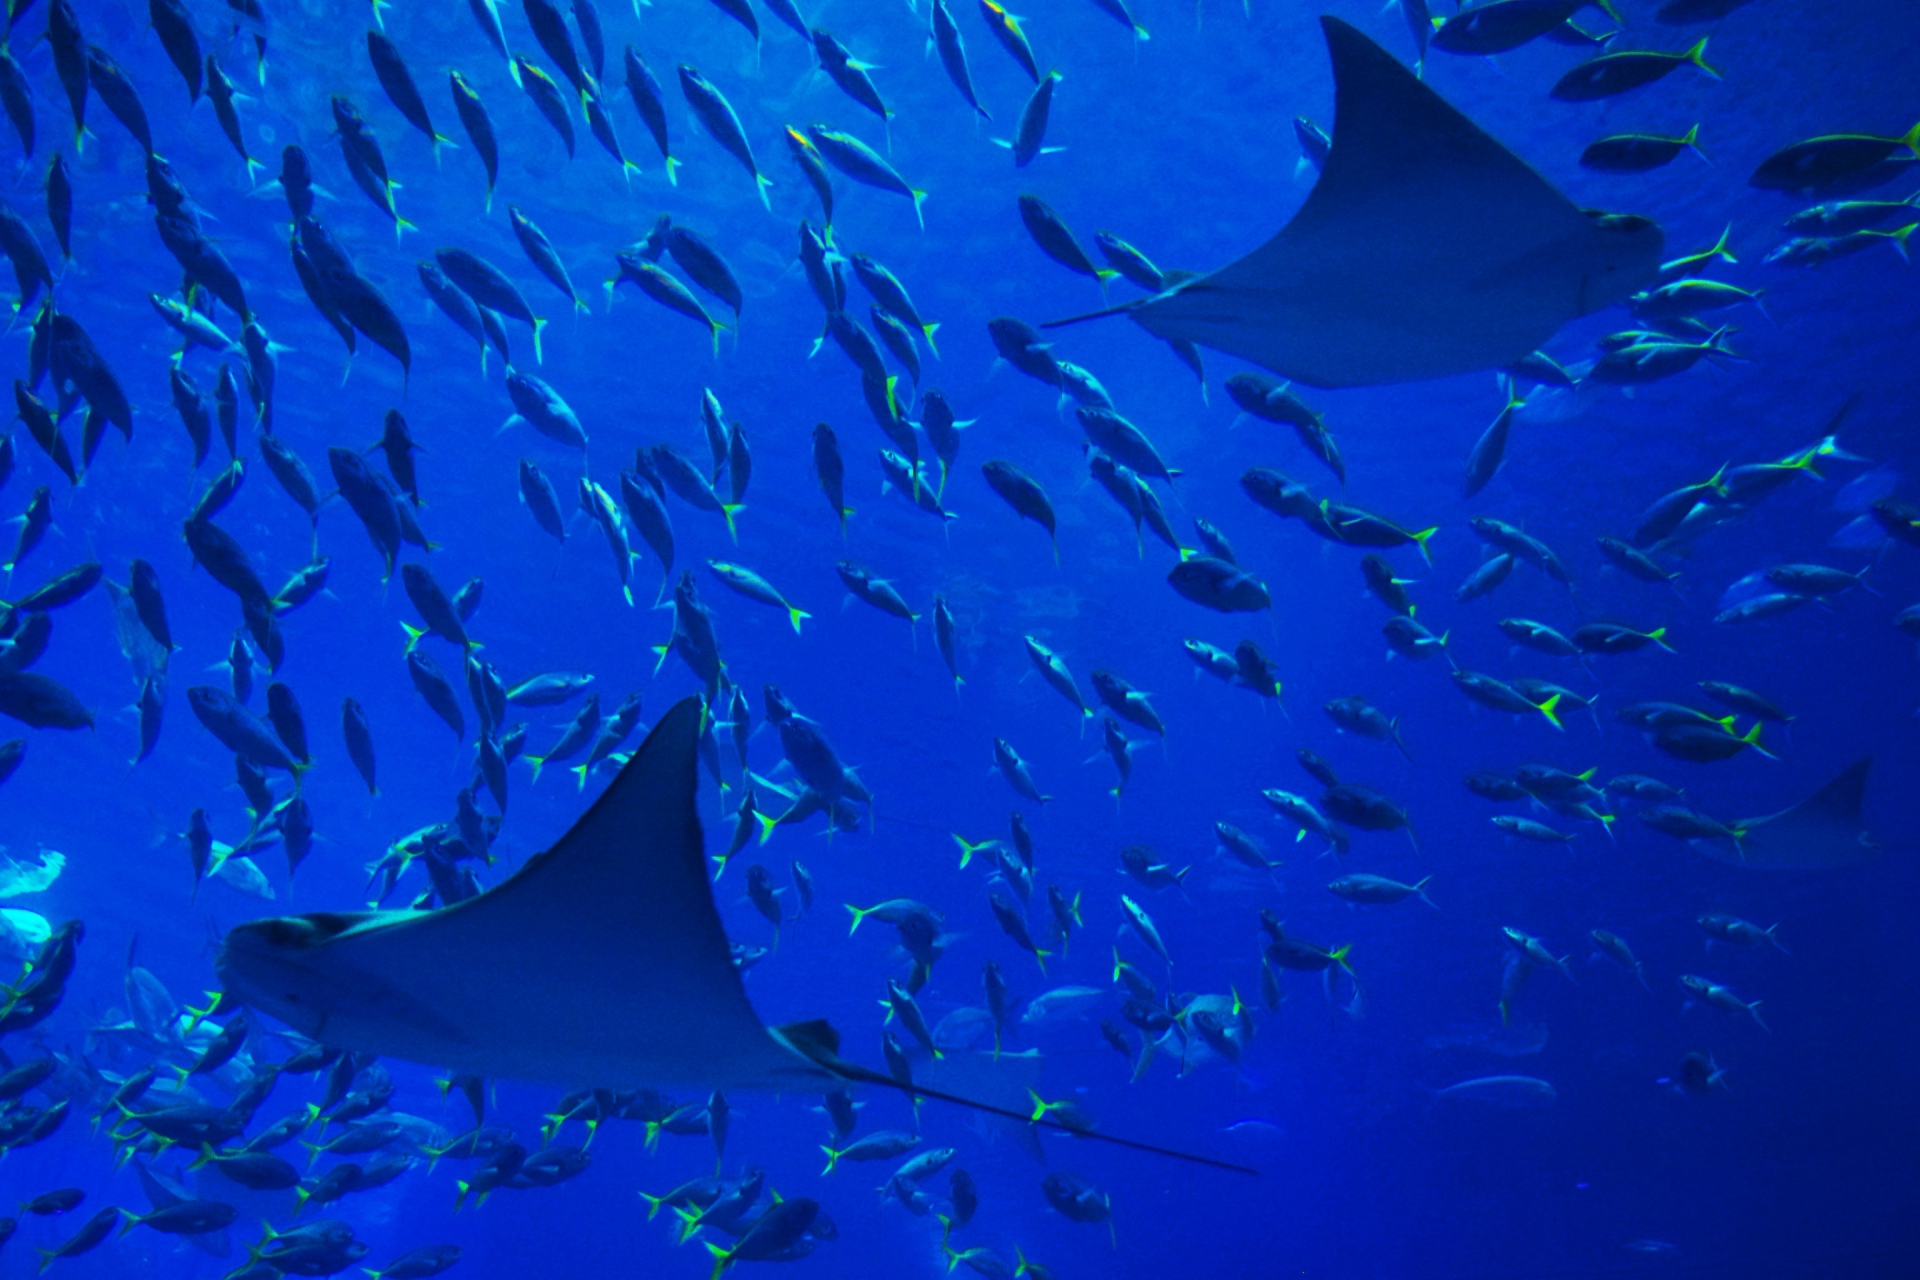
(1038, 299, 1144, 330)
(773, 1020, 1259, 1176)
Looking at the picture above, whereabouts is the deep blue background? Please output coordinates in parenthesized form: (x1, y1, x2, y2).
(1, 0, 1917, 1276)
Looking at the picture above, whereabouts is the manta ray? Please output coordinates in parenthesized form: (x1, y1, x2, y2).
(218, 697, 1251, 1174)
(1056, 15, 1666, 389)
(1711, 757, 1879, 871)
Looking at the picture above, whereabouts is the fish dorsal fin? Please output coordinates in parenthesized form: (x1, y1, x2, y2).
(1728, 757, 1876, 870)
(1132, 15, 1662, 388)
(220, 697, 822, 1090)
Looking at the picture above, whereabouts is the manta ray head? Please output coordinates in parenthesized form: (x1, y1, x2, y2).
(219, 910, 470, 1050)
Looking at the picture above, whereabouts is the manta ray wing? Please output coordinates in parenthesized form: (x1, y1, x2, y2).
(220, 698, 1257, 1173)
(219, 697, 826, 1090)
(1131, 15, 1663, 388)
(1717, 757, 1878, 870)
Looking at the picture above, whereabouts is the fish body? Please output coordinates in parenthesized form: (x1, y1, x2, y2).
(1679, 974, 1768, 1031)
(931, 0, 991, 120)
(992, 738, 1048, 805)
(681, 66, 771, 206)
(1168, 557, 1269, 613)
(1551, 38, 1718, 101)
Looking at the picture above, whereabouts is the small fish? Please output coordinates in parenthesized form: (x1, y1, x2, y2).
(1696, 913, 1788, 953)
(807, 125, 926, 226)
(1022, 638, 1091, 725)
(1329, 874, 1435, 908)
(930, 0, 991, 121)
(992, 738, 1048, 805)
(681, 66, 772, 207)
(1551, 38, 1718, 101)
(509, 207, 588, 314)
(515, 58, 576, 158)
(366, 31, 453, 159)
(1582, 125, 1707, 172)
(979, 0, 1040, 82)
(1751, 124, 1920, 194)
(708, 561, 809, 633)
(623, 48, 679, 183)
(837, 560, 917, 625)
(1019, 195, 1115, 292)
(976, 462, 1055, 558)
(1004, 72, 1062, 168)
(812, 30, 889, 124)
(1679, 974, 1768, 1032)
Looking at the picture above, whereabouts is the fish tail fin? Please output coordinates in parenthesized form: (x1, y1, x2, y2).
(819, 1144, 840, 1175)
(1536, 692, 1565, 731)
(721, 504, 743, 543)
(911, 189, 927, 230)
(1686, 37, 1718, 78)
(532, 317, 547, 364)
(1650, 626, 1674, 653)
(1680, 123, 1711, 166)
(1708, 221, 1737, 263)
(921, 321, 940, 356)
(1749, 1000, 1770, 1034)
(755, 173, 774, 210)
(1410, 526, 1438, 565)
(1887, 222, 1918, 263)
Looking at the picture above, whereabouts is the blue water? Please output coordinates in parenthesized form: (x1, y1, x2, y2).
(2, 0, 1917, 1276)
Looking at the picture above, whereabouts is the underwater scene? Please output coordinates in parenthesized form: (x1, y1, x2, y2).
(0, 0, 1916, 1276)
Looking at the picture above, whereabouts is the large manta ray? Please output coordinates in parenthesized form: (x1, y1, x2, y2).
(218, 698, 1253, 1174)
(1079, 15, 1666, 388)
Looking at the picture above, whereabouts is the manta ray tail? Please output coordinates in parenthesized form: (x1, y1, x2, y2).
(772, 1018, 1258, 1176)
(1038, 300, 1144, 330)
